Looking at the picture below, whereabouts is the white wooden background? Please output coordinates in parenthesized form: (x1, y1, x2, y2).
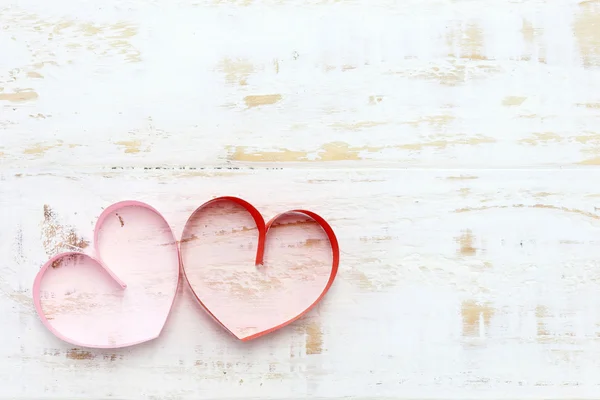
(2, 0, 600, 398)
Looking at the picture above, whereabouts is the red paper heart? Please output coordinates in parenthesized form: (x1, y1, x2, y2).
(179, 196, 339, 341)
(32, 201, 180, 348)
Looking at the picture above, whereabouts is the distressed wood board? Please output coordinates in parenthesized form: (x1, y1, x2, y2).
(2, 0, 600, 399)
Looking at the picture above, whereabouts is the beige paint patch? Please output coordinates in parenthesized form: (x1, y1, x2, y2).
(79, 23, 102, 36)
(579, 157, 600, 165)
(32, 61, 58, 69)
(303, 321, 323, 355)
(534, 192, 555, 198)
(244, 94, 282, 108)
(29, 113, 50, 119)
(502, 96, 527, 106)
(346, 269, 377, 291)
(23, 141, 63, 156)
(519, 132, 562, 145)
(577, 102, 600, 109)
(218, 58, 256, 86)
(462, 23, 486, 60)
(461, 300, 495, 337)
(316, 142, 373, 161)
(303, 238, 325, 247)
(455, 204, 600, 221)
(227, 146, 308, 162)
(226, 142, 368, 162)
(522, 19, 536, 44)
(397, 135, 496, 151)
(27, 71, 44, 79)
(330, 121, 387, 131)
(105, 22, 137, 39)
(521, 19, 545, 62)
(574, 133, 600, 144)
(447, 22, 486, 60)
(404, 115, 455, 128)
(458, 188, 470, 197)
(574, 1, 600, 67)
(42, 205, 90, 256)
(536, 305, 550, 336)
(76, 22, 140, 62)
(571, 134, 600, 163)
(368, 95, 383, 105)
(0, 17, 135, 114)
(115, 140, 142, 154)
(456, 230, 477, 256)
(227, 136, 495, 162)
(4, 12, 140, 65)
(66, 348, 95, 360)
(0, 89, 38, 102)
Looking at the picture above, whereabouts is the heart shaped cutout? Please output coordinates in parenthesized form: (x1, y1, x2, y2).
(33, 201, 180, 348)
(180, 196, 339, 341)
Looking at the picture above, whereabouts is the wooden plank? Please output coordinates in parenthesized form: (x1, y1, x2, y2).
(2, 169, 600, 398)
(1, 1, 600, 169)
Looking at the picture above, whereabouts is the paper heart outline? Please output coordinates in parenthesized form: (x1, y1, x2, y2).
(32, 200, 181, 349)
(179, 196, 340, 341)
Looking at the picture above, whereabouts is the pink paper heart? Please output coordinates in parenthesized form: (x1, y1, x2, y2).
(33, 201, 180, 348)
(180, 197, 339, 341)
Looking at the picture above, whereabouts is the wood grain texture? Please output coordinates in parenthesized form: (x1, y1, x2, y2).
(2, 0, 600, 398)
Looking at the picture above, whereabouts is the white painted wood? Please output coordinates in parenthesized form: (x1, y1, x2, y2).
(2, 0, 600, 398)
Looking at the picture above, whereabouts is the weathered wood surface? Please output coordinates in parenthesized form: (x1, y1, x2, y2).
(2, 0, 600, 398)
